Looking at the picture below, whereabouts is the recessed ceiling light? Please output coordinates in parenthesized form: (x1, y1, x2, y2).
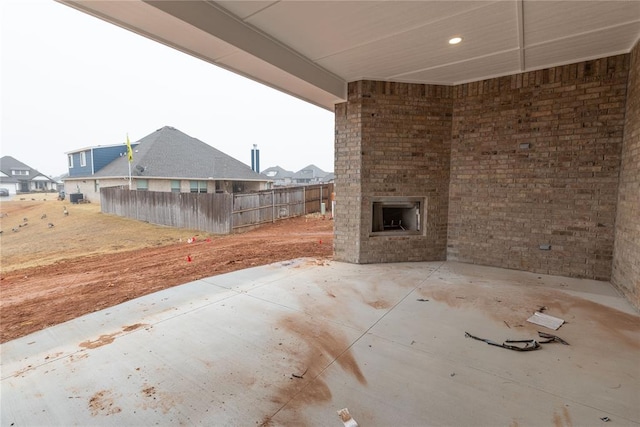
(449, 37, 462, 45)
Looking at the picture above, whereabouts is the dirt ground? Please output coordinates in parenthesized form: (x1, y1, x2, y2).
(0, 197, 333, 343)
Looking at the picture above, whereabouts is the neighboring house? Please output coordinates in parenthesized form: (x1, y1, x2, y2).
(52, 174, 68, 193)
(261, 166, 294, 187)
(66, 143, 139, 179)
(63, 126, 272, 202)
(0, 156, 57, 195)
(320, 172, 335, 184)
(261, 165, 334, 186)
(290, 164, 329, 185)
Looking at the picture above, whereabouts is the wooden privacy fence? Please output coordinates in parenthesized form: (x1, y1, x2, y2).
(100, 188, 233, 234)
(100, 183, 333, 234)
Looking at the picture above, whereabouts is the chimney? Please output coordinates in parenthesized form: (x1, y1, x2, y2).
(251, 144, 260, 173)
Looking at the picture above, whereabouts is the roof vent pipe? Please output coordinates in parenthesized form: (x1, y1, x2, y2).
(251, 144, 260, 173)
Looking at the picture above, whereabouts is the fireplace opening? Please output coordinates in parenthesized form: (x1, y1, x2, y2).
(371, 197, 424, 236)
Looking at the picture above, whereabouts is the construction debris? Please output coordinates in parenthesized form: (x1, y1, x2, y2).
(537, 331, 569, 345)
(465, 328, 570, 352)
(291, 368, 308, 379)
(337, 408, 358, 427)
(465, 332, 541, 352)
(526, 311, 564, 330)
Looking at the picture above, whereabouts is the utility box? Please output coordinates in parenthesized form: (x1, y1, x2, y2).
(69, 193, 84, 204)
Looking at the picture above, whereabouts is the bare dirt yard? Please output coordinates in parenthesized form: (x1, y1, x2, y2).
(0, 196, 333, 343)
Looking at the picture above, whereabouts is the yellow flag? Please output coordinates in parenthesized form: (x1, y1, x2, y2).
(126, 134, 133, 162)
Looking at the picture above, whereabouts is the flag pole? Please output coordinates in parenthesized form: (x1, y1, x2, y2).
(126, 134, 133, 190)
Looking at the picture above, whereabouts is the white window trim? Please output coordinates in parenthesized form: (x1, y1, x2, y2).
(80, 152, 86, 167)
(68, 154, 74, 168)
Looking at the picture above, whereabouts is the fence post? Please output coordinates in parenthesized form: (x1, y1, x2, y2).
(229, 193, 233, 232)
(272, 190, 275, 223)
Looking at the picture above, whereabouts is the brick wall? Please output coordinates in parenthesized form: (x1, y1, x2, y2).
(612, 42, 640, 308)
(334, 54, 632, 284)
(448, 55, 629, 280)
(334, 97, 363, 263)
(334, 81, 452, 263)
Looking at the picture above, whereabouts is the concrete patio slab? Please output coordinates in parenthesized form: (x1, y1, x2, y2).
(2, 260, 638, 426)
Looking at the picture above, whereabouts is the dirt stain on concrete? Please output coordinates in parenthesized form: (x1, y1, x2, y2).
(79, 333, 116, 349)
(366, 299, 391, 309)
(79, 323, 148, 350)
(421, 282, 640, 348)
(89, 389, 121, 416)
(138, 383, 181, 414)
(278, 315, 367, 387)
(122, 323, 147, 332)
(552, 406, 573, 427)
(265, 309, 367, 426)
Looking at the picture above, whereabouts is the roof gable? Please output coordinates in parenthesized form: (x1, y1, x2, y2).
(292, 164, 328, 179)
(0, 156, 54, 182)
(0, 156, 31, 174)
(261, 165, 294, 179)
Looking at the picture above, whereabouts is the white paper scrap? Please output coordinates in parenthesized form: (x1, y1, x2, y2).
(337, 408, 359, 427)
(527, 311, 564, 330)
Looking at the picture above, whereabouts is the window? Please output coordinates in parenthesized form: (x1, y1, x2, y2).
(190, 180, 207, 193)
(171, 180, 181, 193)
(233, 182, 245, 193)
(136, 179, 148, 191)
(12, 170, 29, 175)
(68, 155, 74, 168)
(80, 151, 87, 167)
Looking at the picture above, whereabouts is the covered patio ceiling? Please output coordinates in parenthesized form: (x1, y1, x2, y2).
(58, 1, 640, 110)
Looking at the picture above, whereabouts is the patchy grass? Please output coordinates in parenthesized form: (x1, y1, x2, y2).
(0, 197, 212, 273)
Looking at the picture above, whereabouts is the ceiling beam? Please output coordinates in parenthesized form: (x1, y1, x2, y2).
(517, 0, 525, 72)
(143, 0, 346, 101)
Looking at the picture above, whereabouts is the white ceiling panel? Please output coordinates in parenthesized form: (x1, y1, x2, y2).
(237, 1, 496, 61)
(395, 50, 522, 85)
(316, 1, 520, 80)
(524, 0, 640, 47)
(215, 1, 278, 20)
(58, 0, 640, 110)
(525, 21, 640, 70)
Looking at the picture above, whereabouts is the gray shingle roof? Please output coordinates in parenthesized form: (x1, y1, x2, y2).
(291, 164, 328, 180)
(0, 156, 54, 183)
(95, 126, 268, 181)
(261, 166, 293, 179)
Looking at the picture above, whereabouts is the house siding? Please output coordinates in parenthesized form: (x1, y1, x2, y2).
(64, 177, 269, 203)
(93, 145, 132, 173)
(68, 151, 93, 177)
(68, 145, 134, 177)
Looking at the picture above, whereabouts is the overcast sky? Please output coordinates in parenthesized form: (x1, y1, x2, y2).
(1, 0, 335, 178)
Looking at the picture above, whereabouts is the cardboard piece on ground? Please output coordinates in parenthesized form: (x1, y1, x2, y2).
(527, 312, 564, 330)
